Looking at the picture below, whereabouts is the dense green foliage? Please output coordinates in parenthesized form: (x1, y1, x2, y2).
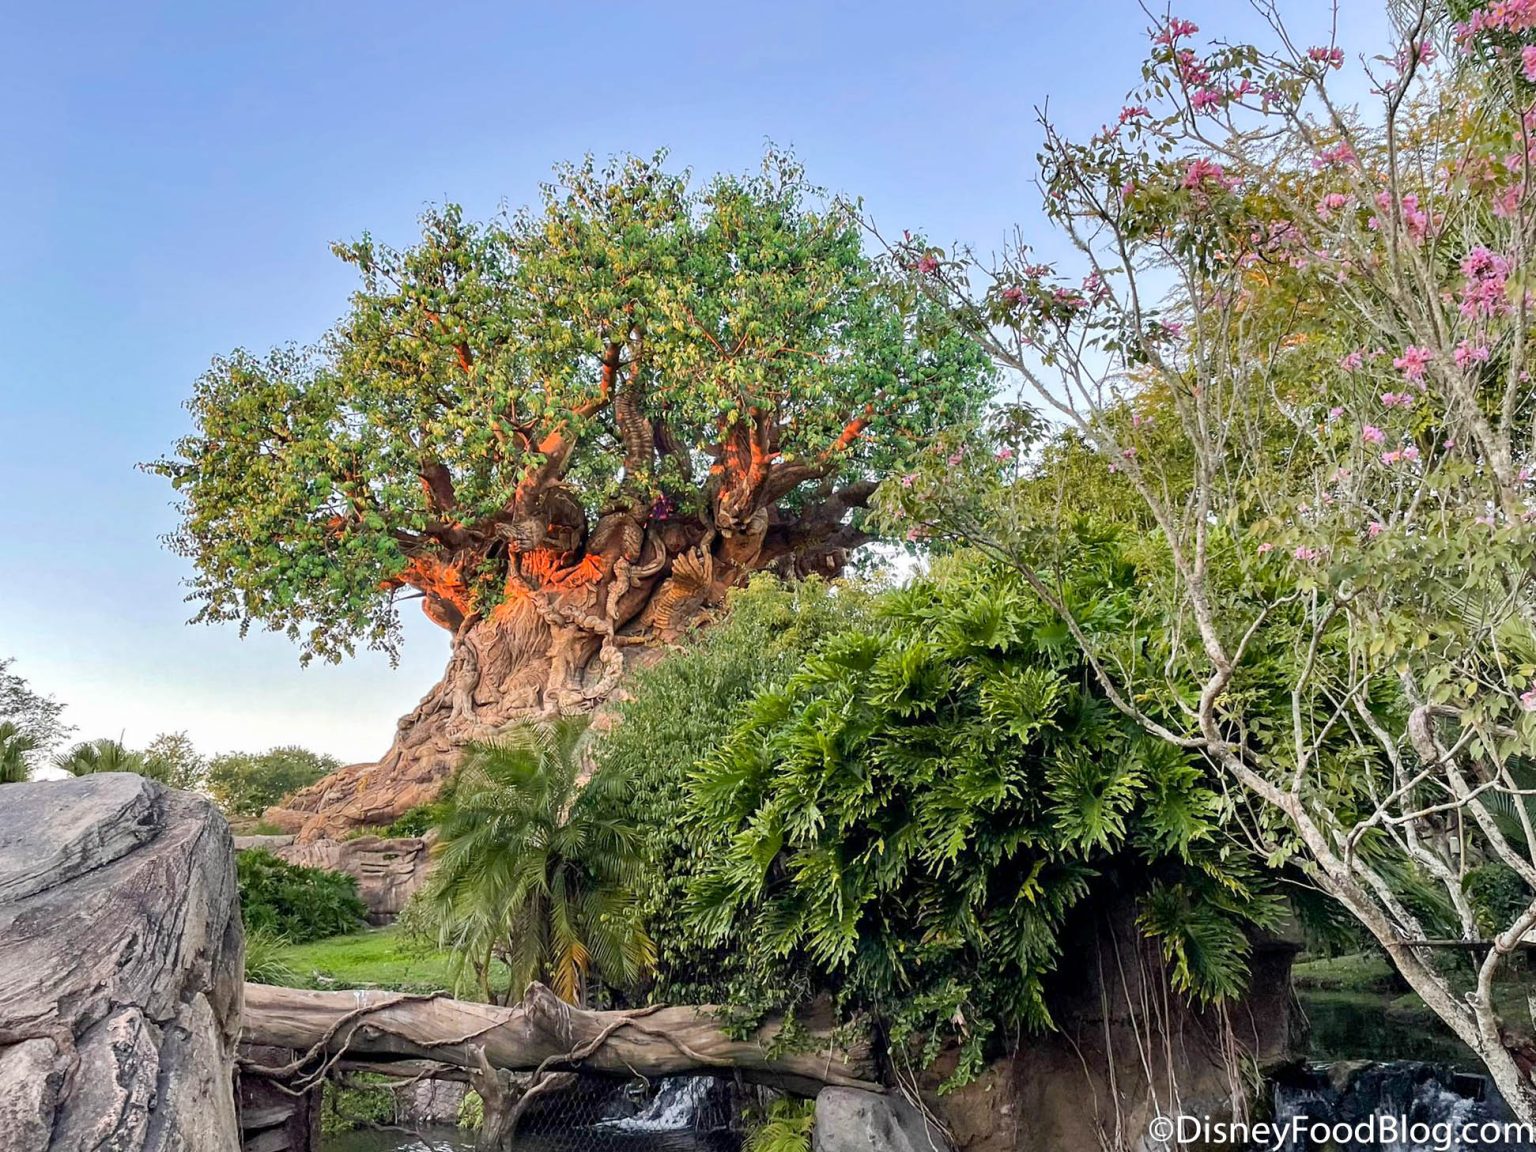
(598, 563, 1276, 1087)
(237, 850, 368, 943)
(54, 738, 167, 780)
(684, 561, 1277, 1084)
(410, 717, 653, 1004)
(208, 745, 339, 816)
(599, 575, 870, 1003)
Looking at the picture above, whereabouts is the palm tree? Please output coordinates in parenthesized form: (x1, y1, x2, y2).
(53, 737, 167, 780)
(417, 716, 655, 1005)
(0, 721, 38, 783)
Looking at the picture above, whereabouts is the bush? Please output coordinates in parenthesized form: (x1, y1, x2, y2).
(596, 575, 871, 1006)
(237, 850, 368, 943)
(632, 558, 1279, 1088)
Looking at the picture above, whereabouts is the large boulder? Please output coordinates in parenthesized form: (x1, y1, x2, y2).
(0, 775, 244, 1151)
(814, 1088, 952, 1152)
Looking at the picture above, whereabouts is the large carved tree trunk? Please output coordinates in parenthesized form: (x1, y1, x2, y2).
(267, 492, 861, 841)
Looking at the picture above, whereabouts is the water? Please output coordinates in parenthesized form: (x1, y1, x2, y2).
(321, 1075, 740, 1152)
(1267, 1062, 1526, 1151)
(322, 1130, 732, 1152)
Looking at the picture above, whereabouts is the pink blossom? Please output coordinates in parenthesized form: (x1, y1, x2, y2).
(1454, 341, 1490, 368)
(1313, 142, 1357, 169)
(1392, 346, 1434, 381)
(1339, 350, 1364, 371)
(1001, 285, 1024, 305)
(1367, 521, 1385, 538)
(900, 473, 917, 488)
(1154, 17, 1199, 45)
(1121, 448, 1136, 459)
(1522, 689, 1536, 712)
(1403, 445, 1421, 461)
(1294, 546, 1320, 562)
(916, 253, 940, 276)
(1381, 391, 1414, 409)
(1307, 45, 1345, 69)
(1457, 1, 1536, 39)
(1182, 157, 1236, 191)
(1381, 449, 1404, 464)
(996, 448, 1015, 461)
(1525, 45, 1536, 83)
(1118, 105, 1150, 124)
(1191, 87, 1223, 112)
(1328, 406, 1345, 420)
(1317, 192, 1351, 219)
(1175, 49, 1211, 87)
(1362, 424, 1386, 445)
(1476, 515, 1496, 527)
(1459, 246, 1512, 319)
(1257, 541, 1274, 554)
(1445, 438, 1457, 450)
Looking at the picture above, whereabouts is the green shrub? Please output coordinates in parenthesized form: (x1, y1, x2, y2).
(208, 746, 339, 818)
(670, 559, 1280, 1088)
(237, 850, 368, 943)
(243, 926, 301, 986)
(1466, 863, 1532, 938)
(596, 575, 870, 1007)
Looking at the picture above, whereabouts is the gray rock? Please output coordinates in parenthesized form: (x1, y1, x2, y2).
(398, 1078, 467, 1124)
(0, 776, 244, 1151)
(814, 1088, 952, 1152)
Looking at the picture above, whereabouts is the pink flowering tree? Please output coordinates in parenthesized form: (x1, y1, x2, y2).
(881, 0, 1536, 1114)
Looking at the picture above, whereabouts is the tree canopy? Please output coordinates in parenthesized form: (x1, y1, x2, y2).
(151, 150, 992, 663)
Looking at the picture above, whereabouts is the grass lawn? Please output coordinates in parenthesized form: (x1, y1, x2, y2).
(270, 924, 479, 996)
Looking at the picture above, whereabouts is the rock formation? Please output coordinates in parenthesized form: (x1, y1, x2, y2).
(920, 907, 1298, 1152)
(234, 833, 433, 924)
(0, 775, 244, 1151)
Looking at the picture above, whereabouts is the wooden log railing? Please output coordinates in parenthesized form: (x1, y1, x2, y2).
(239, 981, 878, 1099)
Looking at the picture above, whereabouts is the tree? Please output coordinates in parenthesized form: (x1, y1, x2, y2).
(149, 149, 993, 837)
(880, 0, 1536, 1119)
(0, 722, 39, 784)
(0, 658, 71, 755)
(143, 731, 208, 791)
(206, 746, 340, 818)
(411, 716, 654, 1006)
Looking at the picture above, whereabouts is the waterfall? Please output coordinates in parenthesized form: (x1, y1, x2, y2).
(601, 1077, 718, 1132)
(1268, 1062, 1522, 1151)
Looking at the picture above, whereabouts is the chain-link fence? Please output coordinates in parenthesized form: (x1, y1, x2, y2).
(508, 1072, 745, 1152)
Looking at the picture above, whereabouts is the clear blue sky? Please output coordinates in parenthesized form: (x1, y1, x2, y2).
(0, 1, 1391, 762)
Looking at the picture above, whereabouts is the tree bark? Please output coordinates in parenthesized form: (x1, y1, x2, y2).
(268, 491, 870, 841)
(240, 981, 878, 1098)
